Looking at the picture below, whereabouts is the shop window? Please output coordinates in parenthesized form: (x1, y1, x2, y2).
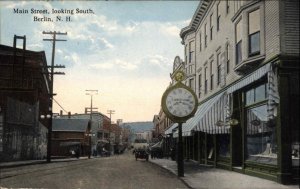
(218, 134, 230, 157)
(245, 83, 267, 106)
(248, 9, 260, 56)
(245, 104, 277, 165)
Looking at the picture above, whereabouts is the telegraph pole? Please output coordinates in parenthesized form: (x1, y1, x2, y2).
(85, 90, 98, 159)
(107, 110, 115, 155)
(43, 31, 67, 163)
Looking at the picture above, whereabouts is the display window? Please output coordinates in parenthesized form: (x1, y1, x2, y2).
(245, 83, 277, 165)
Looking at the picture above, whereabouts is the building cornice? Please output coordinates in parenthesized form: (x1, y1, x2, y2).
(180, 0, 211, 40)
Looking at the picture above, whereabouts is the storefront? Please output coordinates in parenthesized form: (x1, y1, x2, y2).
(165, 60, 299, 184)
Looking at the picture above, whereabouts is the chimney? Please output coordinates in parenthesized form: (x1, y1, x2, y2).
(60, 110, 63, 116)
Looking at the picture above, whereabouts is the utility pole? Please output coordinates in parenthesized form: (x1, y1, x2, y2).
(43, 31, 67, 163)
(85, 90, 98, 159)
(107, 110, 115, 155)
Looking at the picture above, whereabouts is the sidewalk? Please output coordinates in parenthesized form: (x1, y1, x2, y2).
(149, 158, 299, 189)
(0, 156, 90, 169)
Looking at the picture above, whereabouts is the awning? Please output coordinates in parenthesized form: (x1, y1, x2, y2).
(166, 63, 279, 136)
(227, 63, 270, 93)
(165, 123, 178, 135)
(172, 92, 229, 137)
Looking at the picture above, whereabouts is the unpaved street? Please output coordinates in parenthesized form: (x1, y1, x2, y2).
(0, 151, 187, 189)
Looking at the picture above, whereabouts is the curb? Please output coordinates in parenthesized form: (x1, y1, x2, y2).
(148, 159, 193, 189)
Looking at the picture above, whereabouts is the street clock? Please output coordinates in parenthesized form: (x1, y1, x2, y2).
(161, 71, 198, 123)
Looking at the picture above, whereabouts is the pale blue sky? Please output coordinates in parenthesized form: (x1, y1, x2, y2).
(0, 0, 198, 122)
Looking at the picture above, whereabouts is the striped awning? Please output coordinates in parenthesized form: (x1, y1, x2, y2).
(165, 123, 178, 135)
(165, 62, 279, 137)
(172, 92, 229, 137)
(227, 63, 270, 93)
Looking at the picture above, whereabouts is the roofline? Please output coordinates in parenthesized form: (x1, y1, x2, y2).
(180, 0, 211, 40)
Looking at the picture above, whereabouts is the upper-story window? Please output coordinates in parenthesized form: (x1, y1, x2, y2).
(199, 32, 202, 52)
(189, 41, 194, 63)
(226, 0, 230, 14)
(204, 23, 208, 47)
(210, 60, 214, 90)
(236, 19, 242, 64)
(185, 45, 188, 63)
(204, 66, 208, 94)
(210, 14, 213, 40)
(248, 9, 260, 57)
(198, 74, 202, 98)
(226, 43, 230, 74)
(217, 3, 221, 31)
(189, 78, 195, 91)
(217, 53, 221, 85)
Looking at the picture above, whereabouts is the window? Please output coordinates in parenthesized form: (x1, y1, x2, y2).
(245, 83, 277, 165)
(189, 65, 193, 74)
(204, 67, 208, 94)
(226, 0, 230, 14)
(185, 45, 188, 63)
(217, 53, 221, 85)
(198, 74, 202, 98)
(217, 3, 221, 31)
(205, 23, 207, 47)
(218, 134, 230, 157)
(210, 60, 214, 90)
(245, 83, 267, 105)
(199, 32, 202, 52)
(246, 104, 277, 165)
(189, 78, 195, 91)
(248, 9, 260, 56)
(189, 41, 194, 63)
(236, 19, 242, 64)
(210, 14, 213, 40)
(226, 43, 230, 74)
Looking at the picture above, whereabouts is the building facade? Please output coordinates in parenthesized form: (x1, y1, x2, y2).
(165, 0, 299, 184)
(52, 118, 90, 157)
(0, 40, 50, 161)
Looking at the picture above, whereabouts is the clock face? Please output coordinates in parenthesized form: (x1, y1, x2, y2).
(165, 87, 196, 118)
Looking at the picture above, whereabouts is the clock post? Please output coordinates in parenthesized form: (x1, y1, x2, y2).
(161, 71, 198, 177)
(177, 121, 184, 177)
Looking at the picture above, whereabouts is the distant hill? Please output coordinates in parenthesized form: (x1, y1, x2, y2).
(121, 122, 154, 133)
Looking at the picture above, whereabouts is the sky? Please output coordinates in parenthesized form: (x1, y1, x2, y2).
(0, 0, 198, 122)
